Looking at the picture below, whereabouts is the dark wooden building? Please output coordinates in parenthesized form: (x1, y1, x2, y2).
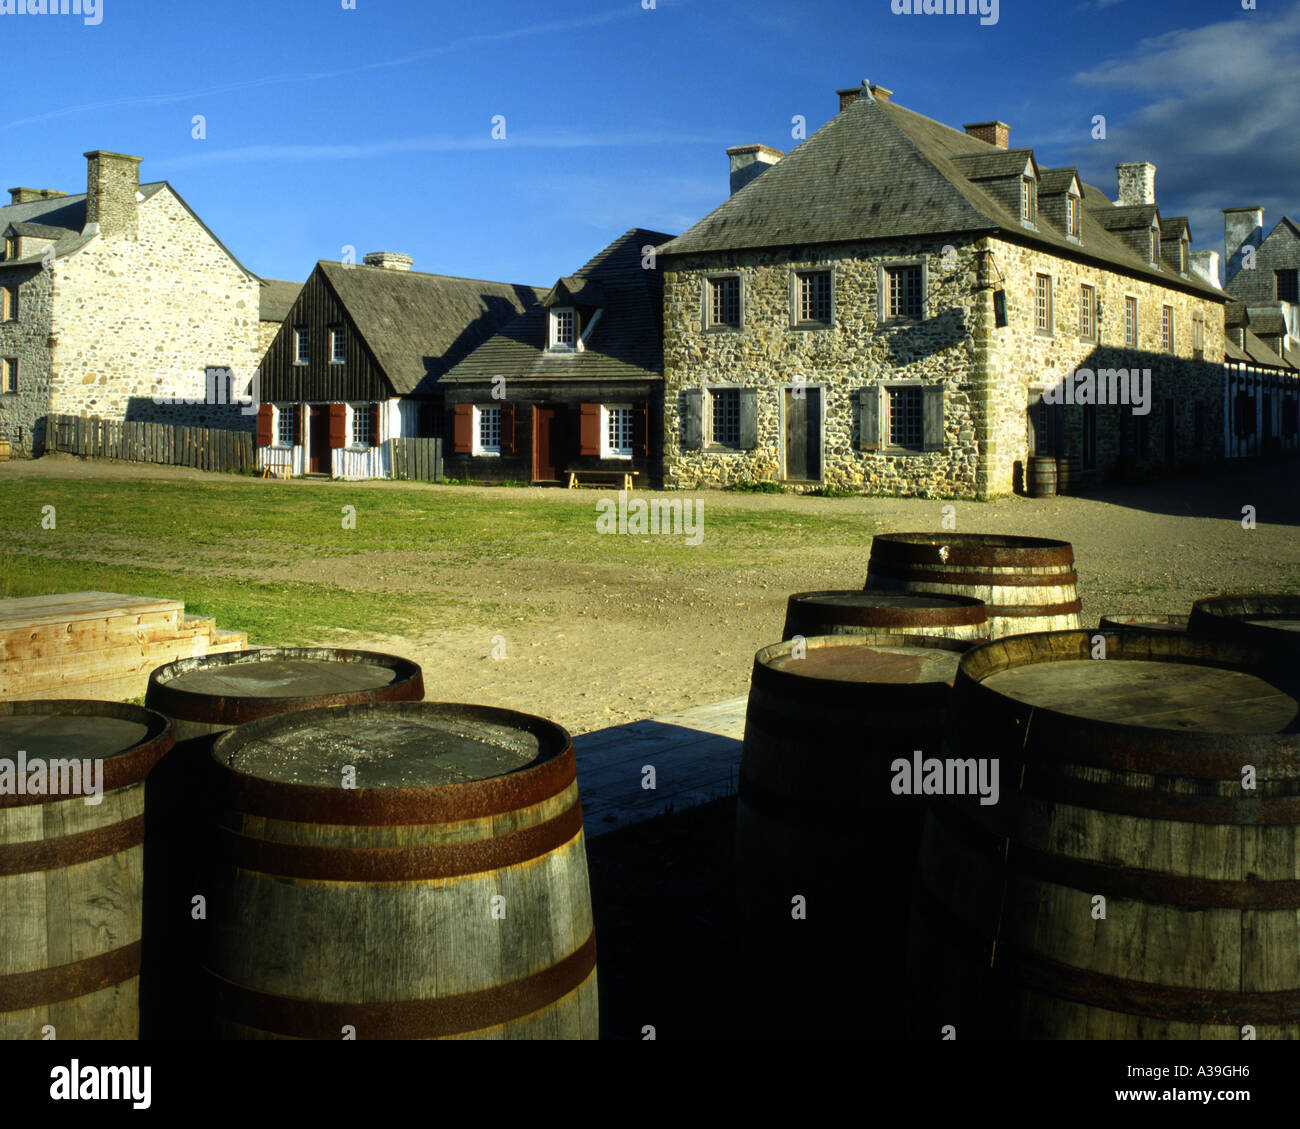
(255, 252, 544, 477)
(441, 228, 674, 485)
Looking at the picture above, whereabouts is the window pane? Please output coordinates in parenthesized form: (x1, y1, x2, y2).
(888, 387, 923, 448)
(1125, 297, 1138, 347)
(479, 406, 501, 450)
(351, 404, 371, 446)
(888, 266, 922, 319)
(799, 272, 831, 322)
(1035, 275, 1051, 332)
(712, 389, 740, 445)
(296, 328, 310, 363)
(607, 406, 634, 455)
(331, 327, 345, 363)
(553, 308, 575, 346)
(709, 278, 740, 327)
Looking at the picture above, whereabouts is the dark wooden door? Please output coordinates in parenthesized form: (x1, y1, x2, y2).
(309, 405, 329, 474)
(784, 388, 821, 480)
(533, 405, 567, 481)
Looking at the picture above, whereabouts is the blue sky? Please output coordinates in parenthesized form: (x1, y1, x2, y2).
(0, 0, 1294, 286)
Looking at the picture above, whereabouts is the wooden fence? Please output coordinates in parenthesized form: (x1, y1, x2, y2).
(389, 437, 444, 482)
(45, 414, 256, 473)
(1223, 365, 1300, 459)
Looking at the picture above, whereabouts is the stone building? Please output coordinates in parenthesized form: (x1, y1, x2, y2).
(656, 82, 1228, 497)
(255, 253, 544, 478)
(442, 228, 673, 485)
(0, 151, 266, 456)
(1221, 206, 1300, 363)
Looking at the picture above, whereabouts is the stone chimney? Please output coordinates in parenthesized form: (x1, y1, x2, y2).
(726, 144, 784, 196)
(964, 121, 1011, 149)
(1116, 162, 1157, 207)
(1224, 206, 1264, 278)
(363, 251, 414, 272)
(1189, 249, 1221, 289)
(838, 81, 892, 112)
(9, 188, 66, 205)
(84, 151, 142, 238)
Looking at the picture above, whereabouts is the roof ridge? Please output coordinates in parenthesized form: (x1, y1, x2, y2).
(318, 259, 546, 291)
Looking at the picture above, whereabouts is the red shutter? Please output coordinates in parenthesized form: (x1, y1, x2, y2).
(328, 402, 347, 448)
(500, 402, 516, 455)
(256, 403, 273, 447)
(578, 403, 601, 456)
(633, 402, 649, 457)
(452, 402, 474, 453)
(370, 402, 382, 447)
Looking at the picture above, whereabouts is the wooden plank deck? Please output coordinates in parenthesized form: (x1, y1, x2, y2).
(574, 695, 747, 838)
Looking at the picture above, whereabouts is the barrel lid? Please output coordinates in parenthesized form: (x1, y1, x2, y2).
(868, 531, 1075, 567)
(147, 647, 424, 725)
(963, 630, 1300, 737)
(210, 702, 575, 823)
(0, 700, 174, 804)
(1097, 613, 1190, 632)
(757, 634, 966, 686)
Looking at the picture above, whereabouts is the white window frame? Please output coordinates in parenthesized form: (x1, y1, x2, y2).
(1034, 274, 1053, 336)
(473, 404, 502, 456)
(549, 307, 576, 351)
(601, 403, 635, 460)
(1079, 283, 1096, 341)
(2, 285, 17, 322)
(1162, 305, 1175, 354)
(348, 402, 372, 449)
(0, 357, 16, 395)
(294, 327, 310, 366)
(1020, 176, 1037, 225)
(274, 404, 295, 448)
(1066, 193, 1081, 239)
(1124, 296, 1139, 348)
(330, 326, 346, 365)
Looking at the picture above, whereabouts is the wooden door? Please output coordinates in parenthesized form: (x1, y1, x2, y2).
(784, 388, 821, 481)
(533, 405, 567, 481)
(309, 405, 329, 474)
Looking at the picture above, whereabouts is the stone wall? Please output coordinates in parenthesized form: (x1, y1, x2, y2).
(662, 237, 984, 497)
(0, 264, 54, 456)
(661, 233, 1228, 497)
(48, 186, 262, 433)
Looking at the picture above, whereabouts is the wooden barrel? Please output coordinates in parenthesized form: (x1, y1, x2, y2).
(0, 438, 10, 462)
(205, 701, 597, 1039)
(0, 700, 173, 1039)
(1027, 455, 1058, 497)
(141, 646, 424, 1039)
(1056, 454, 1081, 495)
(909, 629, 1300, 1040)
(1098, 612, 1189, 632)
(781, 590, 988, 642)
(738, 633, 970, 1035)
(1188, 594, 1300, 657)
(864, 532, 1082, 638)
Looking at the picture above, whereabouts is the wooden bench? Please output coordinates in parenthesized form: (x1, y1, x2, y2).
(566, 469, 640, 491)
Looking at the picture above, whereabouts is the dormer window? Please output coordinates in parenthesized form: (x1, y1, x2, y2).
(1150, 228, 1160, 265)
(1067, 195, 1080, 238)
(2, 236, 15, 261)
(549, 307, 576, 351)
(1179, 239, 1188, 274)
(1020, 177, 1037, 223)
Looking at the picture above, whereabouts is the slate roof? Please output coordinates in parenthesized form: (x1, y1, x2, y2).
(444, 228, 675, 385)
(1038, 168, 1080, 196)
(0, 183, 167, 266)
(259, 279, 303, 323)
(659, 86, 1224, 301)
(316, 261, 548, 396)
(1244, 305, 1287, 336)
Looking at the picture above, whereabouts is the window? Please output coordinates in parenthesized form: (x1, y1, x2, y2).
(1162, 305, 1175, 353)
(1124, 296, 1138, 348)
(475, 405, 501, 455)
(275, 405, 295, 447)
(885, 265, 923, 320)
(888, 386, 924, 450)
(795, 270, 832, 325)
(711, 388, 741, 446)
(1277, 270, 1299, 303)
(549, 307, 576, 350)
(2, 286, 16, 322)
(1067, 195, 1080, 238)
(3, 237, 15, 261)
(1, 358, 16, 394)
(1179, 240, 1188, 274)
(1192, 311, 1205, 359)
(330, 326, 346, 365)
(1150, 229, 1160, 265)
(1020, 177, 1037, 223)
(1083, 403, 1097, 469)
(1035, 274, 1053, 335)
(1079, 284, 1096, 340)
(349, 403, 371, 448)
(603, 405, 634, 458)
(705, 277, 740, 329)
(294, 327, 310, 365)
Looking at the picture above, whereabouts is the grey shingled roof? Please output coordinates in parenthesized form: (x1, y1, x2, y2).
(259, 279, 303, 323)
(1244, 305, 1287, 336)
(659, 88, 1223, 301)
(443, 228, 675, 385)
(317, 261, 548, 396)
(1093, 204, 1158, 232)
(1038, 168, 1080, 196)
(949, 149, 1036, 180)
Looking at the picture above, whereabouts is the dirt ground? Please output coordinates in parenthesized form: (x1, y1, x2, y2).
(6, 454, 1299, 737)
